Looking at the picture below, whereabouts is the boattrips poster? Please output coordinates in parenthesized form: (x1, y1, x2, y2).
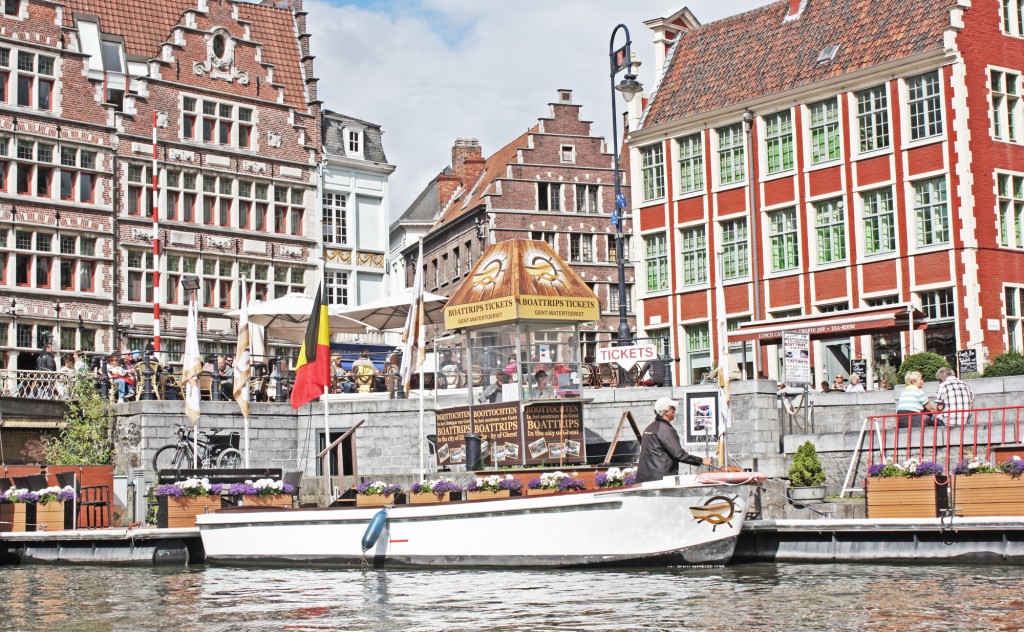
(522, 401, 585, 465)
(433, 401, 585, 466)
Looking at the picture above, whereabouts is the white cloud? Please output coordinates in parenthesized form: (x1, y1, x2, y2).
(307, 0, 770, 221)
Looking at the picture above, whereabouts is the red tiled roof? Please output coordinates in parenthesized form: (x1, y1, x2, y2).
(63, 0, 307, 109)
(433, 125, 538, 228)
(643, 0, 951, 128)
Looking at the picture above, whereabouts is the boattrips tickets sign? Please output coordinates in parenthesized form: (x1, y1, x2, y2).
(444, 240, 599, 330)
(434, 401, 585, 466)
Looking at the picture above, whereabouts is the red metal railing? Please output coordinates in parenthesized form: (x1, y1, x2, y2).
(866, 406, 1024, 473)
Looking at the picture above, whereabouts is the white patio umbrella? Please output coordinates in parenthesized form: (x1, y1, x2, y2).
(227, 292, 373, 342)
(336, 289, 449, 331)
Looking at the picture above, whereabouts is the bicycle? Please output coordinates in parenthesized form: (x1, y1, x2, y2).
(152, 424, 243, 471)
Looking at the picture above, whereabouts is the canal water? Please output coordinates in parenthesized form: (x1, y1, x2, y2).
(0, 563, 1021, 631)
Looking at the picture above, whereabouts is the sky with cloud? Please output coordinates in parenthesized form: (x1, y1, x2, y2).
(307, 0, 771, 221)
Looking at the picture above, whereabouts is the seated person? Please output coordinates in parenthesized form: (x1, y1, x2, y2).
(503, 355, 518, 381)
(479, 372, 510, 404)
(896, 370, 939, 428)
(819, 381, 832, 393)
(352, 351, 377, 393)
(532, 370, 555, 399)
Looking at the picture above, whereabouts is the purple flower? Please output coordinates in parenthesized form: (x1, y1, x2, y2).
(155, 484, 184, 498)
(497, 478, 522, 492)
(229, 483, 259, 496)
(623, 474, 636, 486)
(527, 478, 543, 490)
(595, 473, 609, 487)
(209, 484, 224, 495)
(1000, 458, 1024, 476)
(282, 484, 297, 494)
(433, 481, 461, 494)
(558, 478, 586, 492)
(19, 492, 39, 503)
(465, 480, 480, 492)
(914, 461, 944, 477)
(56, 489, 76, 502)
(867, 463, 886, 477)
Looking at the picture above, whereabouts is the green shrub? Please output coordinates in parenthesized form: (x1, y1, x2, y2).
(896, 352, 950, 385)
(873, 362, 898, 390)
(983, 351, 1024, 377)
(959, 371, 982, 380)
(788, 440, 825, 487)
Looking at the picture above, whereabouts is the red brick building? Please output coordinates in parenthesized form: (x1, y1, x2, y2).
(407, 89, 636, 359)
(631, 0, 1024, 385)
(0, 0, 320, 370)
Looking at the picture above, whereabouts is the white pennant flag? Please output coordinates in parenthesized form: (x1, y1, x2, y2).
(181, 296, 202, 424)
(233, 278, 251, 420)
(399, 241, 426, 395)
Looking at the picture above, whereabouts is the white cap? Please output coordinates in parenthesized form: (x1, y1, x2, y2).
(654, 397, 679, 415)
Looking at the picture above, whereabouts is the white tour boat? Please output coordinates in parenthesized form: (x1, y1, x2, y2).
(196, 471, 766, 568)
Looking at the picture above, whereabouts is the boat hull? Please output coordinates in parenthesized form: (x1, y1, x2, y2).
(197, 476, 757, 569)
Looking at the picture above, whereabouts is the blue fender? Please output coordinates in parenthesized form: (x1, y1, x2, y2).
(361, 509, 388, 552)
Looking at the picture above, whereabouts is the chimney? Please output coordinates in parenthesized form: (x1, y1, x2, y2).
(463, 156, 485, 188)
(785, 0, 806, 20)
(437, 172, 461, 211)
(451, 138, 482, 182)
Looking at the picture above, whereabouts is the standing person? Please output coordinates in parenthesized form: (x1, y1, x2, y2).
(217, 355, 234, 400)
(73, 350, 89, 373)
(845, 373, 866, 393)
(935, 367, 975, 426)
(36, 343, 57, 371)
(636, 398, 713, 484)
(896, 371, 938, 428)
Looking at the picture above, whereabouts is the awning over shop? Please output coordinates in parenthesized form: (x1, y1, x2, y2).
(729, 304, 928, 343)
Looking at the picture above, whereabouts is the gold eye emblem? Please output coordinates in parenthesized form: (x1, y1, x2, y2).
(472, 258, 503, 287)
(525, 256, 558, 283)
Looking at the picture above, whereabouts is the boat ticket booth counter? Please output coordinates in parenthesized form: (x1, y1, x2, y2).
(433, 323, 587, 470)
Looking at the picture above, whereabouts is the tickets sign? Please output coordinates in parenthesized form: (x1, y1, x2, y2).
(596, 344, 658, 370)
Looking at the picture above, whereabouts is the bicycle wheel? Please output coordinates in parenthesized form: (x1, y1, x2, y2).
(217, 448, 242, 469)
(152, 444, 188, 472)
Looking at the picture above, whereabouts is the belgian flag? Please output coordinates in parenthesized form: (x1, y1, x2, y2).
(290, 285, 332, 409)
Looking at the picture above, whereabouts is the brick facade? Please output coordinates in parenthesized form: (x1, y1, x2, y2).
(631, 1, 1024, 386)
(407, 90, 637, 356)
(0, 0, 320, 370)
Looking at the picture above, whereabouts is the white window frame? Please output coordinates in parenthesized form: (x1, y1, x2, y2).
(859, 186, 898, 258)
(990, 66, 1023, 144)
(676, 132, 704, 195)
(807, 98, 841, 166)
(680, 224, 707, 287)
(641, 144, 665, 200)
(323, 191, 349, 246)
(1005, 284, 1024, 353)
(720, 217, 749, 280)
(997, 171, 1024, 249)
(763, 110, 795, 176)
(905, 71, 944, 143)
(813, 197, 846, 266)
(766, 207, 799, 273)
(181, 94, 256, 150)
(716, 123, 745, 187)
(853, 84, 891, 155)
(644, 232, 669, 293)
(911, 175, 949, 248)
(560, 144, 575, 164)
(1000, 0, 1024, 37)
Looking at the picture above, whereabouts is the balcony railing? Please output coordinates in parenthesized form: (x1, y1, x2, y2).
(0, 369, 76, 401)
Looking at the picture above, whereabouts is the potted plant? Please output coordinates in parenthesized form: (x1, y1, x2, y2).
(0, 488, 38, 532)
(526, 471, 586, 495)
(154, 478, 225, 528)
(865, 459, 948, 518)
(408, 478, 462, 504)
(595, 467, 636, 488)
(354, 481, 403, 507)
(35, 485, 75, 531)
(229, 479, 296, 509)
(788, 441, 827, 502)
(465, 474, 522, 500)
(952, 455, 1024, 517)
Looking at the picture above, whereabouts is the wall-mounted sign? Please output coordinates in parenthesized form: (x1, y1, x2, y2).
(596, 344, 657, 370)
(957, 349, 978, 375)
(850, 359, 868, 383)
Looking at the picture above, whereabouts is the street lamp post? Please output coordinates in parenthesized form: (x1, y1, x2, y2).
(609, 24, 643, 351)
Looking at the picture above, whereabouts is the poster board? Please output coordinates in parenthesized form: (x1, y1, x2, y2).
(782, 332, 812, 386)
(850, 359, 868, 383)
(522, 401, 585, 465)
(957, 349, 977, 375)
(683, 390, 720, 445)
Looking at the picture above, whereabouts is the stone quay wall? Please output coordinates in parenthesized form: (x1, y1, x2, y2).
(114, 376, 1024, 502)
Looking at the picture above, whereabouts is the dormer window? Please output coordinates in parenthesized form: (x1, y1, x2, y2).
(100, 40, 124, 73)
(347, 129, 362, 156)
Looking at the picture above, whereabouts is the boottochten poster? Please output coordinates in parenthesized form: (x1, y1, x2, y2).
(522, 401, 585, 465)
(434, 403, 520, 466)
(782, 332, 812, 386)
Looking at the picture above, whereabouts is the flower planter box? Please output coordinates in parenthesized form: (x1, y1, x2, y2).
(0, 503, 34, 532)
(35, 501, 70, 531)
(241, 494, 293, 509)
(466, 490, 511, 501)
(408, 492, 451, 505)
(866, 476, 948, 519)
(157, 495, 223, 528)
(953, 473, 1024, 517)
(356, 494, 401, 508)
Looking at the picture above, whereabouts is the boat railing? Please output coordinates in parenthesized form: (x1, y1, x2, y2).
(317, 419, 365, 505)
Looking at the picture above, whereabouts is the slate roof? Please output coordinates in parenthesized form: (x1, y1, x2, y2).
(62, 0, 308, 109)
(643, 0, 952, 128)
(432, 126, 537, 229)
(323, 110, 389, 164)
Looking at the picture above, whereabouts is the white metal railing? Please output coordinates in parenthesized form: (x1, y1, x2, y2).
(0, 369, 76, 400)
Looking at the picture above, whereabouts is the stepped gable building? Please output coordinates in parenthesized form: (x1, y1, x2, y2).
(630, 0, 1024, 386)
(405, 89, 636, 357)
(0, 0, 320, 370)
(321, 109, 394, 319)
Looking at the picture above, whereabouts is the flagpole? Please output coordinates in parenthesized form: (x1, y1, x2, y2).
(715, 250, 731, 468)
(320, 259, 332, 504)
(417, 239, 426, 483)
(241, 278, 251, 467)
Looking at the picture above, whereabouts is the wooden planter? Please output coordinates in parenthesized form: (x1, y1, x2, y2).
(866, 476, 948, 519)
(408, 492, 450, 504)
(157, 495, 223, 528)
(356, 494, 399, 508)
(241, 494, 293, 509)
(466, 490, 511, 501)
(953, 473, 1024, 517)
(35, 501, 70, 531)
(0, 503, 34, 532)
